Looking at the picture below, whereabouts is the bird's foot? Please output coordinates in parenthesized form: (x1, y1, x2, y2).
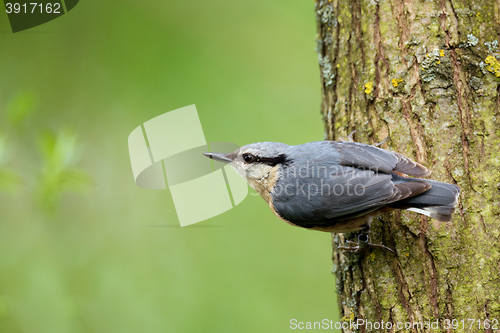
(338, 239, 364, 253)
(338, 234, 395, 255)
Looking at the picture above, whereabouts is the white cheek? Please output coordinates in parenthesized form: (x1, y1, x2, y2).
(229, 162, 270, 183)
(247, 169, 259, 181)
(230, 162, 249, 180)
(247, 166, 269, 181)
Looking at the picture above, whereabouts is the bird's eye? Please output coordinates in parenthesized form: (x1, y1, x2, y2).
(243, 153, 256, 163)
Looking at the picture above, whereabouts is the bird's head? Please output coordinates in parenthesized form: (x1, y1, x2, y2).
(203, 142, 290, 187)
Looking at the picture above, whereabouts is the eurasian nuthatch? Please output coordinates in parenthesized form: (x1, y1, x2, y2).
(203, 140, 460, 253)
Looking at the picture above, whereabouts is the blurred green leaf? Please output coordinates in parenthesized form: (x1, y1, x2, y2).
(0, 169, 24, 192)
(39, 128, 77, 171)
(60, 169, 96, 192)
(5, 91, 37, 126)
(37, 128, 94, 211)
(0, 133, 6, 164)
(0, 132, 23, 192)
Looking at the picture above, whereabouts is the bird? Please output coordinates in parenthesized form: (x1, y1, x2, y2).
(203, 140, 460, 253)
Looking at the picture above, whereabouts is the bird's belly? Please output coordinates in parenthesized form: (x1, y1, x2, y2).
(270, 206, 393, 233)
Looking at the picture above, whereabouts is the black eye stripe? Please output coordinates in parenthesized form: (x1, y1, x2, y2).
(255, 154, 287, 166)
(242, 153, 287, 166)
(257, 155, 286, 166)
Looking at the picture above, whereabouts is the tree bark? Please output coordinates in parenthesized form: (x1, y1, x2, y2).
(316, 0, 500, 331)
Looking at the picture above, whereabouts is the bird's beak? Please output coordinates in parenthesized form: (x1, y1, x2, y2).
(203, 152, 233, 164)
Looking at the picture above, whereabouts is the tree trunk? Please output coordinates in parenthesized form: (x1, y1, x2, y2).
(315, 0, 500, 331)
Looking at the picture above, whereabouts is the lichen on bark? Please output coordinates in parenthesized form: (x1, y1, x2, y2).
(315, 0, 500, 331)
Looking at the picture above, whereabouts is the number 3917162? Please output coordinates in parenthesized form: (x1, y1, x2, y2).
(5, 3, 61, 14)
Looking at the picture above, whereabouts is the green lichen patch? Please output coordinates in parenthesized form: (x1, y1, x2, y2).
(466, 34, 479, 47)
(469, 76, 483, 92)
(318, 55, 335, 86)
(484, 40, 499, 54)
(405, 35, 421, 48)
(420, 49, 453, 94)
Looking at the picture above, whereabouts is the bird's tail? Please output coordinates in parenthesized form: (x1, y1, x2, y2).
(391, 178, 460, 222)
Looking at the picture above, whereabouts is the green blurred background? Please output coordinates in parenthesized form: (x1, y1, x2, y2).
(0, 1, 341, 332)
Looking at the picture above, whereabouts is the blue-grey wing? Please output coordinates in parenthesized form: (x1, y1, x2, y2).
(298, 141, 431, 177)
(271, 164, 428, 227)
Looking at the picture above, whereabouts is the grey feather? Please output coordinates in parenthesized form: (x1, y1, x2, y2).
(390, 178, 460, 221)
(271, 166, 392, 226)
(326, 141, 431, 177)
(271, 162, 431, 228)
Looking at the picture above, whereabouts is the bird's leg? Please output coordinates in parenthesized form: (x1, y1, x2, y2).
(338, 233, 396, 255)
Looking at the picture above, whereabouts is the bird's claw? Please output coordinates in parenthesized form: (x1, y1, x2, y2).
(338, 234, 396, 255)
(338, 240, 363, 253)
